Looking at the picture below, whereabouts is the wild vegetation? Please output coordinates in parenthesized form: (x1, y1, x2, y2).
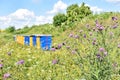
(0, 3, 120, 80)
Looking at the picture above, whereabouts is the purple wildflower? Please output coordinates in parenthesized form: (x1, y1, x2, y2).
(93, 38, 96, 42)
(95, 20, 98, 24)
(74, 35, 79, 39)
(83, 34, 86, 38)
(52, 59, 58, 64)
(74, 48, 78, 51)
(86, 24, 90, 28)
(112, 62, 118, 67)
(0, 59, 3, 62)
(89, 32, 92, 36)
(51, 48, 56, 51)
(95, 20, 100, 28)
(17, 60, 24, 65)
(79, 30, 83, 33)
(98, 25, 104, 31)
(118, 44, 120, 48)
(96, 53, 101, 59)
(66, 46, 70, 49)
(3, 73, 10, 79)
(7, 52, 11, 56)
(99, 48, 105, 52)
(0, 64, 3, 69)
(71, 50, 76, 54)
(57, 44, 62, 49)
(96, 23, 100, 28)
(69, 33, 74, 37)
(104, 52, 108, 56)
(112, 24, 118, 29)
(92, 41, 96, 45)
(112, 16, 117, 21)
(93, 28, 96, 31)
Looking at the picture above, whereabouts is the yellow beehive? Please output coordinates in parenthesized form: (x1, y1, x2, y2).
(36, 37, 40, 49)
(30, 36, 33, 47)
(16, 35, 24, 45)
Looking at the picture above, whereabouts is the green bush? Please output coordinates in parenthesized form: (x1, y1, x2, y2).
(5, 26, 15, 33)
(53, 13, 67, 27)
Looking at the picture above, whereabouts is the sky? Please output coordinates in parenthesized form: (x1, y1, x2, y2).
(0, 0, 120, 29)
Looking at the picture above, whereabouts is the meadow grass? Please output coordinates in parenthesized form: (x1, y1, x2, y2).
(0, 12, 120, 80)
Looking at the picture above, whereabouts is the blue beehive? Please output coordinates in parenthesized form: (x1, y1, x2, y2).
(39, 34, 52, 50)
(32, 35, 37, 46)
(13, 35, 16, 41)
(24, 35, 30, 46)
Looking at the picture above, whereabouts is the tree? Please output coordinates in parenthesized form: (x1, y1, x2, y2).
(66, 4, 80, 22)
(66, 2, 92, 23)
(53, 13, 67, 26)
(5, 26, 15, 33)
(79, 2, 92, 19)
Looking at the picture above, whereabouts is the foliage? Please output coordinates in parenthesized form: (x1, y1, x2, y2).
(5, 26, 15, 33)
(66, 2, 92, 23)
(66, 4, 80, 22)
(0, 12, 120, 80)
(14, 26, 31, 34)
(53, 13, 67, 26)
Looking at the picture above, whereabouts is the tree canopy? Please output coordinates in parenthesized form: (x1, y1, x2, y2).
(5, 26, 15, 33)
(53, 2, 92, 27)
(53, 13, 67, 26)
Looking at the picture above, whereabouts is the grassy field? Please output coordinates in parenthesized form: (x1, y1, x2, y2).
(0, 12, 120, 80)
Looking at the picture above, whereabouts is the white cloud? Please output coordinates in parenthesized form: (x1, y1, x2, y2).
(0, 9, 53, 30)
(35, 16, 53, 25)
(47, 0, 67, 14)
(90, 6, 103, 14)
(9, 9, 35, 21)
(85, 4, 104, 14)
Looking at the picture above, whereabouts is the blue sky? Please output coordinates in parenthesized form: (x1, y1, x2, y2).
(0, 0, 120, 29)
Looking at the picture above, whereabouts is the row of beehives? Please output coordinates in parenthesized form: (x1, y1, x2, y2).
(14, 34, 52, 50)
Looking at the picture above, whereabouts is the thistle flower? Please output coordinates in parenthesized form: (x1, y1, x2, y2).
(89, 32, 92, 36)
(71, 50, 76, 54)
(104, 52, 108, 56)
(52, 59, 58, 64)
(51, 48, 56, 51)
(99, 48, 105, 52)
(96, 53, 101, 59)
(7, 52, 11, 56)
(112, 62, 118, 67)
(92, 41, 96, 45)
(69, 33, 74, 37)
(112, 16, 117, 21)
(0, 64, 3, 69)
(112, 24, 118, 29)
(66, 46, 70, 49)
(83, 34, 86, 38)
(17, 60, 24, 65)
(86, 24, 90, 28)
(79, 30, 83, 33)
(98, 25, 104, 31)
(118, 44, 120, 48)
(74, 35, 79, 39)
(0, 59, 3, 62)
(93, 28, 96, 31)
(93, 38, 96, 42)
(57, 44, 62, 49)
(3, 73, 10, 79)
(95, 19, 98, 23)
